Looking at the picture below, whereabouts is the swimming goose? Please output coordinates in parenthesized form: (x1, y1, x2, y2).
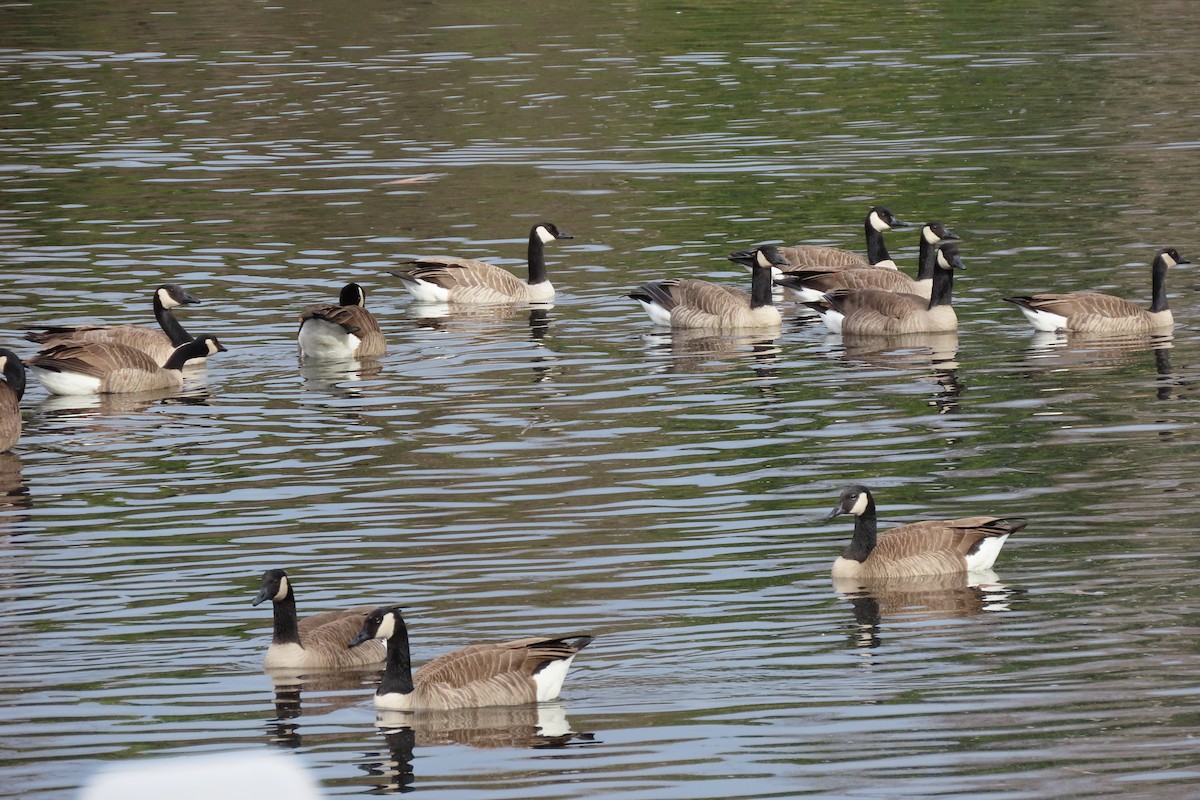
(629, 245, 790, 330)
(0, 349, 25, 452)
(252, 568, 386, 670)
(773, 222, 959, 302)
(392, 223, 574, 304)
(26, 335, 226, 395)
(729, 206, 913, 274)
(297, 283, 386, 360)
(26, 285, 201, 367)
(805, 242, 964, 335)
(348, 605, 593, 711)
(1003, 247, 1188, 333)
(825, 485, 1026, 579)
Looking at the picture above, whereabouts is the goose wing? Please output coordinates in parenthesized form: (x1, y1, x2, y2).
(28, 326, 175, 365)
(780, 267, 916, 295)
(1006, 291, 1142, 319)
(635, 279, 748, 315)
(27, 341, 160, 378)
(778, 245, 868, 269)
(871, 517, 1026, 574)
(413, 636, 591, 707)
(397, 257, 526, 294)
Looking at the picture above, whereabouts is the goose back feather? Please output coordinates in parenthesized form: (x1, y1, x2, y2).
(1003, 247, 1187, 333)
(26, 285, 200, 366)
(392, 223, 573, 304)
(298, 283, 386, 360)
(252, 568, 386, 670)
(349, 605, 593, 710)
(826, 485, 1026, 579)
(0, 349, 25, 452)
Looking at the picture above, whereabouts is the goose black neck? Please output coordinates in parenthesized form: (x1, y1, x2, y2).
(842, 498, 878, 563)
(928, 264, 955, 309)
(271, 588, 301, 646)
(916, 234, 937, 281)
(163, 340, 202, 371)
(2, 357, 25, 400)
(527, 229, 550, 286)
(1150, 256, 1169, 313)
(750, 264, 775, 309)
(153, 294, 192, 347)
(379, 619, 416, 696)
(865, 219, 891, 265)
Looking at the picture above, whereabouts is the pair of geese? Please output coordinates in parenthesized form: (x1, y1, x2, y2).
(252, 484, 1024, 712)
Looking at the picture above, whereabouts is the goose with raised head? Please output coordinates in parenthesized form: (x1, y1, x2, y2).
(297, 283, 386, 360)
(729, 206, 913, 274)
(348, 605, 594, 711)
(805, 242, 965, 335)
(629, 245, 789, 330)
(26, 335, 226, 395)
(773, 222, 959, 302)
(26, 285, 201, 367)
(252, 568, 386, 670)
(0, 349, 25, 452)
(824, 485, 1026, 579)
(1004, 247, 1188, 333)
(392, 223, 574, 304)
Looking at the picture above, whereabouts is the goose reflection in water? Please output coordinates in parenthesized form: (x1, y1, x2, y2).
(639, 328, 781, 376)
(1020, 330, 1183, 401)
(364, 705, 594, 794)
(266, 669, 383, 749)
(38, 387, 214, 418)
(834, 332, 962, 414)
(299, 357, 384, 397)
(834, 570, 1019, 650)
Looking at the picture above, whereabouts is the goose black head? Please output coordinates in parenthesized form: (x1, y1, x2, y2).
(253, 568, 291, 606)
(868, 206, 913, 231)
(752, 245, 790, 270)
(533, 222, 574, 244)
(349, 605, 404, 648)
(936, 242, 966, 271)
(338, 283, 367, 307)
(1156, 247, 1189, 268)
(826, 484, 875, 520)
(923, 222, 960, 244)
(158, 285, 200, 309)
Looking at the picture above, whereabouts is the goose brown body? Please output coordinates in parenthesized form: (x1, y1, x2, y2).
(1004, 248, 1187, 333)
(392, 223, 573, 305)
(825, 485, 1025, 579)
(774, 222, 959, 301)
(253, 569, 386, 670)
(298, 283, 386, 360)
(730, 206, 911, 273)
(26, 335, 226, 395)
(807, 242, 964, 335)
(630, 246, 788, 330)
(26, 285, 200, 366)
(349, 606, 593, 711)
(0, 349, 25, 452)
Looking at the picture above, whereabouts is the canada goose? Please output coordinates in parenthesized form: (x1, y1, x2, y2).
(391, 223, 574, 304)
(297, 283, 386, 360)
(728, 206, 913, 275)
(26, 284, 201, 367)
(1003, 247, 1188, 333)
(773, 222, 960, 302)
(26, 335, 226, 395)
(825, 485, 1026, 579)
(252, 568, 386, 670)
(348, 605, 594, 710)
(805, 242, 965, 335)
(628, 246, 790, 330)
(0, 349, 25, 453)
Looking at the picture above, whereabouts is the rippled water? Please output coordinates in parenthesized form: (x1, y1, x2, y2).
(4, 0, 1200, 797)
